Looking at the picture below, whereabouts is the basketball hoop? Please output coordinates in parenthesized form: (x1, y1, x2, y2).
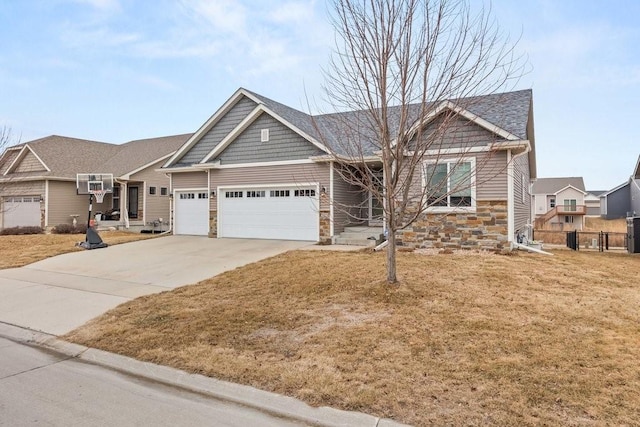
(92, 190, 106, 204)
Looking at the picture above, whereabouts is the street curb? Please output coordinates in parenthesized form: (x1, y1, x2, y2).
(0, 322, 409, 427)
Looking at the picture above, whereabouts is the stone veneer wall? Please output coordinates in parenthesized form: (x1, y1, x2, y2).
(208, 211, 217, 238)
(396, 200, 508, 251)
(319, 209, 331, 244)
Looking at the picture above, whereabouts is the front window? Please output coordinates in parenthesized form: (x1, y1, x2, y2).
(550, 198, 556, 208)
(112, 187, 120, 209)
(423, 160, 474, 208)
(565, 215, 574, 223)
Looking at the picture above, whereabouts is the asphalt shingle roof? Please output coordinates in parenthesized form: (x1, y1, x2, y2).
(531, 177, 586, 194)
(2, 133, 192, 180)
(246, 88, 533, 157)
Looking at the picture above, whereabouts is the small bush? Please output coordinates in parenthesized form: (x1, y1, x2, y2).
(52, 224, 88, 234)
(0, 226, 44, 235)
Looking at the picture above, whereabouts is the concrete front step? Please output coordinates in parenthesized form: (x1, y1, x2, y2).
(334, 226, 385, 246)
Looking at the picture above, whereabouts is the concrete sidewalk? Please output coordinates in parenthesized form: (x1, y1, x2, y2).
(0, 323, 407, 427)
(0, 236, 310, 335)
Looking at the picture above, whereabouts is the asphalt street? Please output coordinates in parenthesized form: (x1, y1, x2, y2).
(0, 337, 306, 427)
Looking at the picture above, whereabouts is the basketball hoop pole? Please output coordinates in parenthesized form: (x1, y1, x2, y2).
(86, 194, 94, 241)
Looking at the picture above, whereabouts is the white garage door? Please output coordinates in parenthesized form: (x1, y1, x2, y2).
(3, 196, 41, 228)
(174, 191, 209, 236)
(219, 186, 319, 241)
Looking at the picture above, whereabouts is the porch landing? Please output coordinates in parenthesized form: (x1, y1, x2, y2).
(334, 226, 385, 246)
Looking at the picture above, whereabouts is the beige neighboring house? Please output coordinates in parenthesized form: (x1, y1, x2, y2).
(0, 134, 191, 231)
(532, 177, 587, 230)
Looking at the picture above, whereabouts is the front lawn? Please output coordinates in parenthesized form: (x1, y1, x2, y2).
(0, 231, 157, 269)
(65, 249, 640, 426)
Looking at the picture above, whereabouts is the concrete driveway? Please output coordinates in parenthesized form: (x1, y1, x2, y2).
(0, 236, 311, 335)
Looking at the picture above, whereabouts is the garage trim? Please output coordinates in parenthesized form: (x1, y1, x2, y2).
(173, 187, 209, 236)
(216, 182, 320, 241)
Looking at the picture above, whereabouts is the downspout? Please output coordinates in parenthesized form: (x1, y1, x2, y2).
(329, 161, 334, 241)
(507, 145, 532, 245)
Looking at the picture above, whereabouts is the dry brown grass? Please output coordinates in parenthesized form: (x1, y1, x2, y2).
(65, 249, 640, 426)
(0, 231, 157, 269)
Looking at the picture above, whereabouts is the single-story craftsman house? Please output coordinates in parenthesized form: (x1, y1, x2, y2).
(162, 88, 536, 250)
(0, 134, 190, 230)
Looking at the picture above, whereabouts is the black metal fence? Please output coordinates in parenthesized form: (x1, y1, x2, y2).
(565, 231, 627, 251)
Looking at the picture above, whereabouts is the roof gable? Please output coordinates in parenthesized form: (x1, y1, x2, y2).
(532, 177, 585, 195)
(554, 184, 587, 196)
(164, 89, 261, 167)
(4, 145, 50, 175)
(204, 110, 326, 165)
(200, 104, 328, 164)
(633, 154, 640, 179)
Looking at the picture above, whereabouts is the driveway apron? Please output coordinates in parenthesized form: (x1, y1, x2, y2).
(0, 236, 310, 335)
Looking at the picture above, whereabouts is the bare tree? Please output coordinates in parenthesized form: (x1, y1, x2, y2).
(0, 126, 21, 215)
(318, 0, 526, 283)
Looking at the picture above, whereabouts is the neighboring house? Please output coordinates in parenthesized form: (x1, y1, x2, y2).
(531, 177, 587, 230)
(0, 134, 191, 230)
(162, 87, 536, 250)
(600, 154, 640, 219)
(584, 190, 605, 216)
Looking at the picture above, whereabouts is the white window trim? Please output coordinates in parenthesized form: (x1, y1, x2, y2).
(422, 157, 476, 213)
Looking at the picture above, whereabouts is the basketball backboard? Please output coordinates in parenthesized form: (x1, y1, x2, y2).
(76, 173, 114, 195)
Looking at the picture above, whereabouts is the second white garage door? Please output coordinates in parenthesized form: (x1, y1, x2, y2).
(218, 186, 319, 241)
(174, 191, 209, 236)
(2, 196, 41, 229)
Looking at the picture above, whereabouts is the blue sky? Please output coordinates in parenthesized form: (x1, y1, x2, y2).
(1, 0, 638, 190)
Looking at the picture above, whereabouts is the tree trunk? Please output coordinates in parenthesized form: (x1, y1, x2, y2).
(386, 226, 398, 284)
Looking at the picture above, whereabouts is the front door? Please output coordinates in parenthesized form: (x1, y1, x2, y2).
(128, 186, 138, 218)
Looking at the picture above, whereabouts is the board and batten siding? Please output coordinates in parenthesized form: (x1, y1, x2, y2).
(15, 151, 47, 173)
(631, 178, 640, 215)
(209, 163, 331, 212)
(332, 165, 368, 234)
(47, 180, 100, 227)
(171, 171, 208, 189)
(130, 159, 172, 223)
(512, 151, 531, 235)
(214, 112, 325, 165)
(178, 96, 258, 165)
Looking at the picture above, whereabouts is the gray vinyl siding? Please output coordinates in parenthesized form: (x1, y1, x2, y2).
(15, 151, 47, 173)
(0, 180, 45, 228)
(214, 112, 325, 165)
(410, 114, 507, 151)
(332, 164, 368, 233)
(47, 180, 94, 227)
(407, 151, 508, 202)
(209, 163, 330, 211)
(178, 96, 258, 165)
(130, 159, 172, 223)
(476, 151, 508, 200)
(602, 183, 630, 219)
(513, 151, 531, 235)
(171, 171, 208, 189)
(630, 179, 640, 216)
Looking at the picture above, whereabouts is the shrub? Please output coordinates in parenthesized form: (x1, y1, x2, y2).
(0, 226, 44, 235)
(52, 224, 88, 234)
